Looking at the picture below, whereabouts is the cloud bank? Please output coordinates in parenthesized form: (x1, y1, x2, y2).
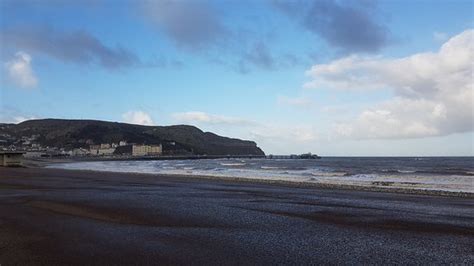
(2, 26, 139, 69)
(141, 0, 227, 51)
(140, 1, 301, 73)
(4, 51, 38, 88)
(122, 111, 154, 126)
(171, 111, 318, 153)
(172, 111, 256, 126)
(306, 29, 474, 139)
(273, 0, 389, 53)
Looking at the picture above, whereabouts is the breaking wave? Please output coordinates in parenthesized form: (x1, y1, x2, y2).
(48, 157, 474, 193)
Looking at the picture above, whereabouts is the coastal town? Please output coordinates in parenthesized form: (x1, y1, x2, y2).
(0, 119, 266, 159)
(0, 131, 163, 158)
(0, 125, 321, 161)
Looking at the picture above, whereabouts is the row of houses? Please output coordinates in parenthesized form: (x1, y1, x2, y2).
(87, 143, 163, 157)
(3, 139, 164, 159)
(1, 143, 163, 167)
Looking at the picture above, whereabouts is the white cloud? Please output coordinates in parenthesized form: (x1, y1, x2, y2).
(276, 95, 312, 108)
(0, 116, 37, 124)
(306, 29, 474, 139)
(4, 51, 38, 88)
(172, 111, 256, 126)
(248, 124, 319, 154)
(304, 55, 385, 91)
(12, 116, 38, 123)
(0, 106, 38, 124)
(171, 111, 318, 154)
(122, 111, 154, 126)
(250, 124, 318, 143)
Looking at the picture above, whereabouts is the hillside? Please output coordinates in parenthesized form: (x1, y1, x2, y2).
(0, 119, 265, 156)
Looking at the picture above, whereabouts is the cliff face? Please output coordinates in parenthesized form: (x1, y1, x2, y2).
(0, 119, 265, 156)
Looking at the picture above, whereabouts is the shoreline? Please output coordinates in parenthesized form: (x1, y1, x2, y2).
(51, 168, 474, 198)
(31, 157, 474, 198)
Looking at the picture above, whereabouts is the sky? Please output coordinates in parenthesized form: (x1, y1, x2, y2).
(1, 0, 473, 156)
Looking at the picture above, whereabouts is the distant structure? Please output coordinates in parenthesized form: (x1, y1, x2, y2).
(24, 151, 45, 158)
(70, 148, 90, 157)
(267, 153, 321, 159)
(114, 144, 162, 156)
(89, 144, 116, 156)
(132, 144, 162, 156)
(298, 153, 321, 159)
(0, 151, 25, 167)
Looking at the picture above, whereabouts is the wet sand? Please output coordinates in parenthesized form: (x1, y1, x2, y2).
(1, 167, 473, 265)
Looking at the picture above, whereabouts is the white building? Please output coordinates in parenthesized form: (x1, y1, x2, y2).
(97, 148, 115, 156)
(132, 144, 162, 156)
(89, 144, 116, 156)
(71, 148, 90, 156)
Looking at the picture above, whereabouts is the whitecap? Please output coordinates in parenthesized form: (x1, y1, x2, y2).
(220, 163, 246, 166)
(261, 166, 284, 170)
(397, 170, 416, 173)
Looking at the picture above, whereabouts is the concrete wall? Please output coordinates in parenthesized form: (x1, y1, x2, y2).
(1, 154, 23, 167)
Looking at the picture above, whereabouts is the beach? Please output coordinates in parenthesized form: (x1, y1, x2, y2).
(1, 167, 473, 265)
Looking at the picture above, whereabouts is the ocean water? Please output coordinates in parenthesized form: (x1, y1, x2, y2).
(49, 157, 474, 193)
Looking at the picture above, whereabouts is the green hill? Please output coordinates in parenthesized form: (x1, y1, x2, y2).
(0, 119, 265, 156)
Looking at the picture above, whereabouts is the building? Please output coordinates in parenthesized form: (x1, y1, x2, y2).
(89, 144, 100, 155)
(0, 151, 25, 167)
(132, 144, 162, 156)
(100, 144, 111, 149)
(71, 148, 90, 156)
(114, 144, 162, 156)
(89, 144, 115, 156)
(97, 148, 115, 156)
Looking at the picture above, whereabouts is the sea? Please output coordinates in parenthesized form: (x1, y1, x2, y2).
(49, 157, 474, 193)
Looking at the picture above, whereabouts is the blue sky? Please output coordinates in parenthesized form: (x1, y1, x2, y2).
(1, 0, 473, 156)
